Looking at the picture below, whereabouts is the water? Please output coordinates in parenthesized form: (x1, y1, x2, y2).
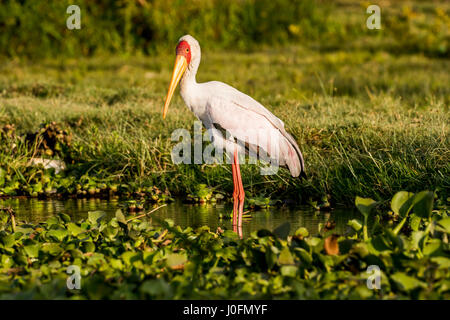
(1, 198, 360, 237)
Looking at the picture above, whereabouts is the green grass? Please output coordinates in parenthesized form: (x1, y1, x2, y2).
(0, 44, 448, 205)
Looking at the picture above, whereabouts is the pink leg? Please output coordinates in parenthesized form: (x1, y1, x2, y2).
(233, 150, 245, 228)
(231, 154, 239, 227)
(237, 225, 243, 239)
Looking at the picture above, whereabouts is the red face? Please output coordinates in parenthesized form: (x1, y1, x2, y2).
(176, 40, 191, 65)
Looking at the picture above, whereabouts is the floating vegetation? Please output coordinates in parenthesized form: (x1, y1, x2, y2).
(0, 191, 448, 299)
(308, 194, 332, 211)
(247, 196, 280, 209)
(186, 184, 225, 204)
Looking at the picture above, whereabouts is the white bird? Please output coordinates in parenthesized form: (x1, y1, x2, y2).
(163, 35, 305, 233)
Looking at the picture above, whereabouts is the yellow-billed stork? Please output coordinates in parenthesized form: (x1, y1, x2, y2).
(163, 35, 305, 234)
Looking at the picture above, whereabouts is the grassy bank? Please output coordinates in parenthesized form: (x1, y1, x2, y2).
(0, 44, 448, 206)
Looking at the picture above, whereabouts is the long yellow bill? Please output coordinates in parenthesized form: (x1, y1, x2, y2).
(163, 55, 188, 119)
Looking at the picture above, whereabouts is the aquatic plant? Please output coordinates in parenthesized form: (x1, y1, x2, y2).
(0, 191, 448, 299)
(186, 184, 224, 204)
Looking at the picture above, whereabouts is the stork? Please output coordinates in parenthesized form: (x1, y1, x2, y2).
(163, 35, 305, 235)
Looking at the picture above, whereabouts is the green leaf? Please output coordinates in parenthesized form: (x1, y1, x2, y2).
(410, 231, 425, 250)
(306, 237, 322, 248)
(355, 197, 377, 218)
(1, 234, 15, 248)
(83, 241, 96, 253)
(385, 228, 404, 250)
(294, 227, 309, 238)
(115, 209, 127, 225)
(423, 239, 443, 256)
(436, 217, 450, 234)
(14, 226, 34, 236)
(391, 272, 425, 291)
(369, 235, 391, 253)
(164, 218, 174, 228)
(45, 216, 61, 226)
(88, 211, 106, 225)
(409, 214, 421, 232)
(87, 253, 106, 267)
(110, 258, 124, 270)
(273, 222, 290, 240)
(430, 257, 450, 269)
(223, 230, 239, 239)
(140, 279, 171, 298)
(412, 191, 434, 219)
(103, 226, 118, 239)
(0, 213, 7, 224)
(58, 213, 71, 223)
(120, 251, 136, 265)
(1, 254, 14, 268)
(166, 253, 187, 268)
(15, 251, 28, 266)
(46, 229, 68, 242)
(33, 182, 43, 193)
(67, 222, 85, 236)
(306, 237, 324, 254)
(294, 248, 312, 266)
(23, 244, 40, 258)
(391, 191, 414, 217)
(348, 219, 362, 231)
(278, 246, 294, 265)
(41, 243, 64, 256)
(280, 265, 297, 277)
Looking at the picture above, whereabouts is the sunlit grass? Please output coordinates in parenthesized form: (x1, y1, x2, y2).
(0, 45, 448, 205)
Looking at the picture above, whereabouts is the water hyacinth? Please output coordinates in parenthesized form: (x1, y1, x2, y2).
(0, 191, 448, 299)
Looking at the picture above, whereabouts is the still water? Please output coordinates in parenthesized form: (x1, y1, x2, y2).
(1, 198, 360, 237)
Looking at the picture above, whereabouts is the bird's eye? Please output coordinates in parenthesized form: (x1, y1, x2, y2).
(186, 48, 189, 53)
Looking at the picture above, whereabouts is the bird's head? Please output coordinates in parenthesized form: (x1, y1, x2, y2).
(163, 35, 201, 119)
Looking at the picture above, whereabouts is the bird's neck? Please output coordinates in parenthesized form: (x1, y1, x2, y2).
(179, 57, 202, 115)
(180, 63, 198, 100)
(180, 64, 197, 88)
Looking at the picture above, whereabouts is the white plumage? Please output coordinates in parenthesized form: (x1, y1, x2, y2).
(175, 35, 305, 177)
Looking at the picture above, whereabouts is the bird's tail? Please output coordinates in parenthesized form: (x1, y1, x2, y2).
(280, 132, 306, 179)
